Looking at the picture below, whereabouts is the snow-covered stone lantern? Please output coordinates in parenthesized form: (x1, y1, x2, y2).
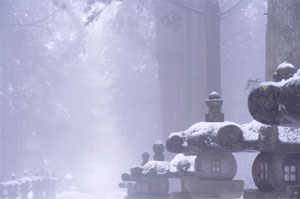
(119, 141, 170, 199)
(166, 92, 244, 199)
(213, 121, 300, 198)
(243, 63, 300, 198)
(119, 62, 300, 199)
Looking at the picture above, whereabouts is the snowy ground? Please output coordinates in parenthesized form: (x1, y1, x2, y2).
(26, 191, 127, 199)
(56, 192, 244, 199)
(54, 191, 243, 199)
(56, 191, 126, 199)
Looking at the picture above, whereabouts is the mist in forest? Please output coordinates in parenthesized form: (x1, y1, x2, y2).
(0, 0, 270, 198)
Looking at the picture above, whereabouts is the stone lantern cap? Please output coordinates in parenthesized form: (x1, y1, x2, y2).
(166, 120, 300, 155)
(273, 62, 297, 82)
(208, 91, 221, 100)
(205, 91, 224, 122)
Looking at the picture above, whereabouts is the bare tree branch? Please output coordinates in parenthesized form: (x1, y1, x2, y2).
(219, 0, 225, 5)
(165, 0, 205, 15)
(220, 0, 243, 19)
(85, 5, 109, 25)
(0, 9, 60, 28)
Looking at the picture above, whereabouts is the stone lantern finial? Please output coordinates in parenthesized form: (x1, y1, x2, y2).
(153, 140, 165, 161)
(205, 91, 224, 122)
(273, 62, 297, 82)
(141, 152, 150, 166)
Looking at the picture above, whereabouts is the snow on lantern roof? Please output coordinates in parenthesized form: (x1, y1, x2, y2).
(208, 91, 221, 100)
(168, 121, 238, 140)
(167, 121, 240, 152)
(166, 119, 300, 154)
(258, 64, 299, 88)
(166, 121, 242, 154)
(142, 161, 170, 175)
(277, 61, 296, 70)
(169, 153, 196, 173)
(166, 88, 300, 154)
(136, 154, 196, 176)
(240, 120, 261, 141)
(119, 141, 198, 184)
(259, 69, 300, 88)
(273, 62, 298, 82)
(278, 126, 300, 144)
(249, 68, 299, 126)
(241, 120, 300, 143)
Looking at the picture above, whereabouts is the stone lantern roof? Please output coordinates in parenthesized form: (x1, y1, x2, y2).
(248, 64, 300, 126)
(167, 121, 300, 155)
(166, 92, 300, 155)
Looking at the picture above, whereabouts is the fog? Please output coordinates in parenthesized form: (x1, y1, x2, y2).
(0, 0, 280, 198)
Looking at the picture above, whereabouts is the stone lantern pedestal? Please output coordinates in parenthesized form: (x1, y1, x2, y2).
(171, 192, 192, 199)
(184, 178, 243, 199)
(121, 178, 170, 199)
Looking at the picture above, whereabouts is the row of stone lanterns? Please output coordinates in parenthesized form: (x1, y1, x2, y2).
(0, 172, 57, 199)
(119, 63, 300, 199)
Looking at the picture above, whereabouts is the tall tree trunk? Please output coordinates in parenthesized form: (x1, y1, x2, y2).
(205, 0, 221, 95)
(153, 0, 221, 135)
(266, 0, 300, 80)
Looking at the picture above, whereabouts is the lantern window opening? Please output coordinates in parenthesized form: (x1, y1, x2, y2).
(197, 160, 203, 172)
(258, 162, 268, 180)
(211, 159, 221, 173)
(283, 164, 297, 182)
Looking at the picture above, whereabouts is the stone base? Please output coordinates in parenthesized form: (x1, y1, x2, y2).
(171, 191, 192, 199)
(121, 178, 169, 196)
(185, 179, 244, 199)
(243, 189, 287, 199)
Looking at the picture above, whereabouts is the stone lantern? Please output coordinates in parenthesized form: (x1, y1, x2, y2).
(118, 63, 300, 198)
(243, 63, 300, 198)
(166, 88, 300, 198)
(166, 92, 244, 199)
(119, 141, 170, 199)
(214, 64, 300, 198)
